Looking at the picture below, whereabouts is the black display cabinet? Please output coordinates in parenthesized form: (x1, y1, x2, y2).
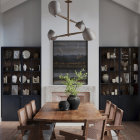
(99, 47, 140, 121)
(1, 47, 41, 121)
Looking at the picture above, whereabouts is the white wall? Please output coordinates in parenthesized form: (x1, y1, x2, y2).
(41, 0, 99, 108)
(100, 0, 140, 46)
(0, 0, 41, 121)
(3, 0, 41, 46)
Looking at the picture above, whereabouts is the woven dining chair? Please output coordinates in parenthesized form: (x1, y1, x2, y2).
(100, 100, 111, 117)
(25, 103, 33, 120)
(17, 107, 54, 140)
(60, 116, 107, 140)
(105, 108, 124, 139)
(30, 100, 37, 116)
(107, 104, 117, 124)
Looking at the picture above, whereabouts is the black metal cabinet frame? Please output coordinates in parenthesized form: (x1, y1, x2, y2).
(99, 47, 140, 121)
(1, 47, 41, 121)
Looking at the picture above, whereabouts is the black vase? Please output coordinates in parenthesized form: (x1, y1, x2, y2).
(67, 95, 80, 110)
(59, 101, 70, 111)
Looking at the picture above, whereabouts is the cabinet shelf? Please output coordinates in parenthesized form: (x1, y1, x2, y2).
(1, 47, 41, 121)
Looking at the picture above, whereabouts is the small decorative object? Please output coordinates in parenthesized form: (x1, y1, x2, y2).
(11, 85, 18, 95)
(33, 76, 40, 83)
(14, 64, 19, 71)
(134, 64, 138, 71)
(22, 50, 30, 59)
(112, 79, 116, 83)
(124, 73, 129, 83)
(107, 52, 110, 59)
(4, 50, 12, 59)
(27, 79, 30, 83)
(3, 76, 7, 84)
(121, 61, 128, 71)
(102, 74, 109, 83)
(115, 76, 122, 83)
(59, 69, 87, 110)
(19, 75, 27, 83)
(110, 53, 116, 59)
(48, 0, 95, 41)
(23, 89, 29, 95)
(23, 64, 27, 71)
(101, 65, 107, 71)
(59, 101, 70, 111)
(134, 74, 138, 83)
(111, 92, 114, 95)
(115, 89, 118, 95)
(12, 75, 17, 83)
(13, 50, 20, 59)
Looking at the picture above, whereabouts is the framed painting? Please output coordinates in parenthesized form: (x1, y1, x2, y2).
(53, 41, 88, 85)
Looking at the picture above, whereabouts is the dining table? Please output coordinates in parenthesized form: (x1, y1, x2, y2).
(33, 102, 103, 139)
(34, 102, 103, 122)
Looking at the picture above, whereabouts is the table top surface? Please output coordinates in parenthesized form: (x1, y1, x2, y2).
(34, 102, 103, 122)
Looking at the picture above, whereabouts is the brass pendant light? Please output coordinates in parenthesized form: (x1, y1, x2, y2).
(48, 0, 96, 41)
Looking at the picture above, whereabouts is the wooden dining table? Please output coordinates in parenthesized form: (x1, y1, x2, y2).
(34, 102, 103, 123)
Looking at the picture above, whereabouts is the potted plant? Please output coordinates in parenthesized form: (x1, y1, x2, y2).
(59, 69, 87, 110)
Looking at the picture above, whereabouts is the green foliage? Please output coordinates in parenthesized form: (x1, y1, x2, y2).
(59, 69, 87, 96)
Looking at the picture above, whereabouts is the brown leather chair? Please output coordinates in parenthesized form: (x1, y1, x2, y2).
(100, 100, 111, 117)
(30, 100, 37, 116)
(60, 116, 107, 140)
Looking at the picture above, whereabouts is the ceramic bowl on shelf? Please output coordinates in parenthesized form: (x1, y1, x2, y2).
(102, 74, 109, 83)
(22, 50, 30, 59)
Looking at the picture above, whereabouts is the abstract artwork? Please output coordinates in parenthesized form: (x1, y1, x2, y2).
(53, 41, 88, 85)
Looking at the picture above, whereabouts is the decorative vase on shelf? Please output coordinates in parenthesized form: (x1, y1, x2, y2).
(67, 95, 80, 110)
(102, 74, 109, 83)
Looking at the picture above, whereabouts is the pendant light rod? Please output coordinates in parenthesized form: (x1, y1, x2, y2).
(52, 31, 83, 39)
(67, 0, 70, 35)
(57, 14, 77, 23)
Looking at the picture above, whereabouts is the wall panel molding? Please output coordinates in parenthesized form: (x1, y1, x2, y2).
(1, 0, 28, 13)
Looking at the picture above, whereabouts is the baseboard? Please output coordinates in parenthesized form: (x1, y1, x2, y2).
(56, 123, 84, 126)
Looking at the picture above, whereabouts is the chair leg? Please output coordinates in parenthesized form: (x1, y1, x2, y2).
(51, 130, 56, 140)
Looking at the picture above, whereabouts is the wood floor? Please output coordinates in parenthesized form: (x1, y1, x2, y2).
(0, 122, 140, 140)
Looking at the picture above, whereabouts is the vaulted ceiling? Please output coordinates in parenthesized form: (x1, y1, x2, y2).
(0, 0, 28, 13)
(0, 0, 140, 14)
(112, 0, 140, 14)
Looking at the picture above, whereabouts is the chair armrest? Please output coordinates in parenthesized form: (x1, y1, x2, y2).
(60, 130, 85, 140)
(106, 125, 124, 131)
(99, 110, 105, 113)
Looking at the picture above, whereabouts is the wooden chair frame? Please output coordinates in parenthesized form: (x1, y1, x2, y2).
(105, 108, 124, 138)
(60, 117, 107, 140)
(100, 100, 111, 117)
